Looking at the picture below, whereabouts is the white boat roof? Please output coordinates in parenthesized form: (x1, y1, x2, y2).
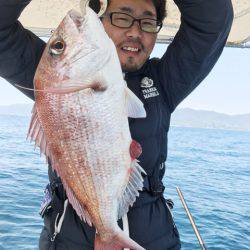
(19, 0, 250, 48)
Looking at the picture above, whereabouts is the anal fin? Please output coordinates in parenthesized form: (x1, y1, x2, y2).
(118, 159, 146, 219)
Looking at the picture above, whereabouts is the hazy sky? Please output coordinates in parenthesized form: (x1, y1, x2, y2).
(0, 43, 249, 115)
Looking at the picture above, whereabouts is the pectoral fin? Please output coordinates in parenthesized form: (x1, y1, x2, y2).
(125, 87, 146, 118)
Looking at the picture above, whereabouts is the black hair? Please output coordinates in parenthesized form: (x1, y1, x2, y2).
(89, 0, 167, 22)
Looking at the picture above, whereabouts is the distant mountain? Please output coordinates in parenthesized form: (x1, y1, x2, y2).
(0, 104, 250, 132)
(171, 108, 250, 131)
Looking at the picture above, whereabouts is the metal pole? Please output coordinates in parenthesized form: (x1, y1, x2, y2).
(176, 187, 207, 250)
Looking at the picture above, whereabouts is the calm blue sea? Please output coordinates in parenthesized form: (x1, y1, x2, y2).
(0, 115, 249, 250)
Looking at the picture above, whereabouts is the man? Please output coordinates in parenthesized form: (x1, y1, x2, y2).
(0, 0, 233, 249)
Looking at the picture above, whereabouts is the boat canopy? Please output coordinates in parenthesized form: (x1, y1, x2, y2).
(19, 0, 250, 48)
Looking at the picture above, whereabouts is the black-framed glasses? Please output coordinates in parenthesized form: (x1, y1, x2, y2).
(104, 12, 162, 34)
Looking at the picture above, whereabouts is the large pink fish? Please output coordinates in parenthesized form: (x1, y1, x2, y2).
(28, 2, 146, 250)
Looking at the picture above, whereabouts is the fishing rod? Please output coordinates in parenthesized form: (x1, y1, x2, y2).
(176, 187, 207, 250)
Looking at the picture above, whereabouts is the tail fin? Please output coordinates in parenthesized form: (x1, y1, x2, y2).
(95, 230, 145, 250)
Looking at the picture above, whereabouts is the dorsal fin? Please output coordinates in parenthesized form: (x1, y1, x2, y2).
(63, 181, 93, 226)
(27, 104, 50, 160)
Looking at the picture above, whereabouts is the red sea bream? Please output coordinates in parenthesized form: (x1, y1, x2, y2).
(28, 2, 146, 250)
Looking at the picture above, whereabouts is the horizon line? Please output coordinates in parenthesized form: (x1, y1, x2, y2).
(0, 102, 249, 116)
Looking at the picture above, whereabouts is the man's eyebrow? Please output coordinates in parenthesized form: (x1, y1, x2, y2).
(143, 10, 155, 18)
(117, 7, 156, 18)
(118, 6, 133, 13)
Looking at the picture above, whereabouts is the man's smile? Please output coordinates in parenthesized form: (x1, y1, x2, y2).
(119, 41, 144, 57)
(122, 46, 139, 52)
(121, 45, 142, 56)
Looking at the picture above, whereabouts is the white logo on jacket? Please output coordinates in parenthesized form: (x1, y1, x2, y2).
(141, 77, 159, 99)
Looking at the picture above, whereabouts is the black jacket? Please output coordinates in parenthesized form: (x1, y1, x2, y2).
(0, 0, 233, 249)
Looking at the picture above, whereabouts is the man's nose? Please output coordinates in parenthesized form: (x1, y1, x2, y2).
(126, 20, 142, 38)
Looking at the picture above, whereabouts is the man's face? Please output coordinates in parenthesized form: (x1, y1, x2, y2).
(101, 0, 157, 72)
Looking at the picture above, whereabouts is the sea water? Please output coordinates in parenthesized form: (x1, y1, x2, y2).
(0, 115, 249, 249)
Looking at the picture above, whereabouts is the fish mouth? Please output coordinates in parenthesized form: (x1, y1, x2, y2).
(69, 10, 85, 31)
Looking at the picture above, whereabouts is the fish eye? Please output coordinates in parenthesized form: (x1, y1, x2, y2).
(49, 39, 65, 55)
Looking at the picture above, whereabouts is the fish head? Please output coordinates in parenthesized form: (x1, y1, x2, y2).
(34, 6, 115, 91)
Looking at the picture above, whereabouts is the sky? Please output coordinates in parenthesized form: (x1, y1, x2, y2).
(0, 43, 249, 115)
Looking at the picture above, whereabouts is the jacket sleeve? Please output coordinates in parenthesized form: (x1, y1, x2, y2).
(158, 0, 234, 113)
(0, 0, 46, 101)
